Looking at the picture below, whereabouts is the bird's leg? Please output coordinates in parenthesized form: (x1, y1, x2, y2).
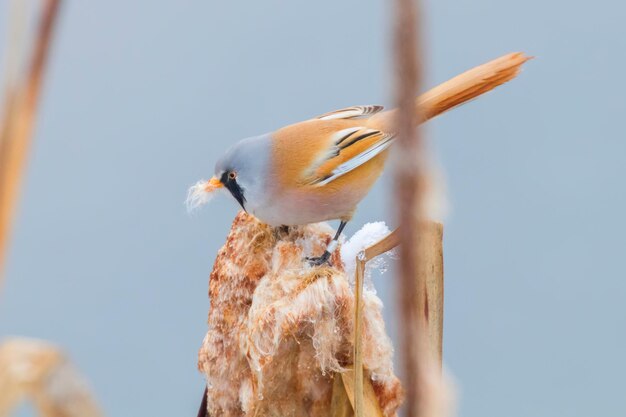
(273, 225, 291, 240)
(307, 220, 348, 266)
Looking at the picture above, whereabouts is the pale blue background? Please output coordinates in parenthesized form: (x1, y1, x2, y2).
(1, 1, 625, 416)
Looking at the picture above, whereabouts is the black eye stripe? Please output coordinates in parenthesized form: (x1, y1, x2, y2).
(220, 170, 246, 211)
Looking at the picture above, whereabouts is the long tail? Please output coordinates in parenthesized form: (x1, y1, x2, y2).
(367, 52, 532, 131)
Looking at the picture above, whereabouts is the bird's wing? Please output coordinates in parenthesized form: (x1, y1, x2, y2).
(316, 105, 384, 120)
(302, 126, 395, 186)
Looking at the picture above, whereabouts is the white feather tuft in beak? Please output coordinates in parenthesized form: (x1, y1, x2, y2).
(186, 177, 223, 213)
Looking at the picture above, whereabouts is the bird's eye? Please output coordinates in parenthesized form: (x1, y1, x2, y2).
(228, 171, 237, 180)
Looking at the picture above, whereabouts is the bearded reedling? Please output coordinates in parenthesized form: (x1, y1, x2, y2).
(188, 52, 531, 265)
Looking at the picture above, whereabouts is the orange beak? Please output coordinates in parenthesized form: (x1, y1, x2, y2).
(204, 176, 224, 192)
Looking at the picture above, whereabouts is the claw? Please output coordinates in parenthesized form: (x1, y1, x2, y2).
(306, 251, 332, 267)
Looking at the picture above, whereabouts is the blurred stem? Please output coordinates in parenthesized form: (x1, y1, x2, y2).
(0, 0, 61, 283)
(391, 0, 438, 416)
(0, 338, 103, 417)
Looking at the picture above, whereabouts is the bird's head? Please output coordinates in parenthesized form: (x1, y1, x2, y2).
(186, 135, 270, 213)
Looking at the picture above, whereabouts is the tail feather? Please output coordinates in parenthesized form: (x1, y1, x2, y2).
(367, 52, 532, 131)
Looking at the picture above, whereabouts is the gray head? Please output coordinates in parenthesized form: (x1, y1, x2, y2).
(212, 134, 272, 211)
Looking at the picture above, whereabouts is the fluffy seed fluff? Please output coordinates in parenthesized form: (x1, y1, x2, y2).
(186, 179, 215, 213)
(197, 213, 404, 417)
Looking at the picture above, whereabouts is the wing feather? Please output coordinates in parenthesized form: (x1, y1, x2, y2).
(303, 126, 395, 186)
(316, 105, 384, 121)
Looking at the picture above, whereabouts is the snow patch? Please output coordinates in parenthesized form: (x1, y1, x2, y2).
(341, 222, 395, 288)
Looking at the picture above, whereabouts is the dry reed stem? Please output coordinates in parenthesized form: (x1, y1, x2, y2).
(352, 222, 443, 416)
(392, 0, 437, 417)
(352, 229, 398, 417)
(341, 368, 384, 417)
(416, 223, 444, 366)
(331, 375, 353, 417)
(354, 257, 365, 416)
(0, 0, 61, 279)
(0, 338, 103, 417)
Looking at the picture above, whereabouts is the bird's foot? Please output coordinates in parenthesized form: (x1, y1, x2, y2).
(274, 225, 291, 239)
(306, 251, 332, 267)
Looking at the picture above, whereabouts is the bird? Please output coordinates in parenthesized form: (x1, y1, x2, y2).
(187, 53, 529, 266)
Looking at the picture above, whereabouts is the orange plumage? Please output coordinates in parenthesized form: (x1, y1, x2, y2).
(188, 52, 530, 261)
(265, 51, 531, 224)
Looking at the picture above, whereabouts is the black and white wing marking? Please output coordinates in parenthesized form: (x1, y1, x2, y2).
(303, 126, 395, 186)
(316, 105, 384, 121)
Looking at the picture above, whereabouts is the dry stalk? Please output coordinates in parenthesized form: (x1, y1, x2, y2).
(392, 0, 437, 417)
(0, 0, 62, 280)
(352, 230, 400, 417)
(416, 224, 444, 366)
(0, 338, 103, 417)
(351, 222, 444, 415)
(340, 368, 385, 417)
(354, 254, 366, 416)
